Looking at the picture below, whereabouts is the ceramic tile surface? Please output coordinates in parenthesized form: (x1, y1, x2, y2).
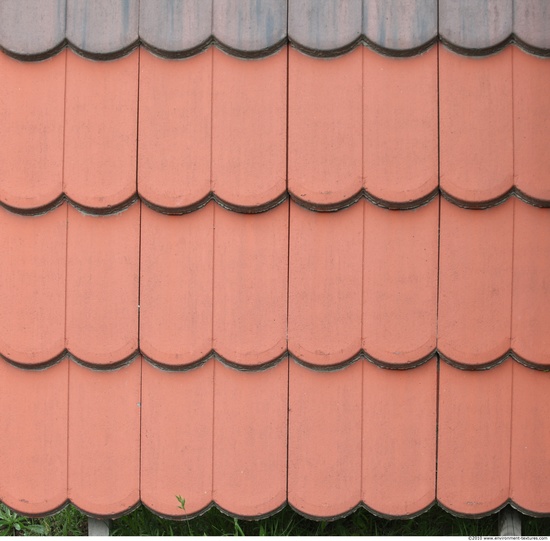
(0, 0, 549, 522)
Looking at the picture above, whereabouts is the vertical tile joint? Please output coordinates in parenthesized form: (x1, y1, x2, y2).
(62, 32, 71, 504)
(508, 46, 516, 504)
(209, 15, 216, 504)
(135, 43, 144, 503)
(434, 0, 442, 503)
(285, 0, 291, 503)
(359, 30, 366, 503)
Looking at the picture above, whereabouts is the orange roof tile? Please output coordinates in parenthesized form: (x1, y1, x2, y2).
(363, 47, 438, 206)
(138, 49, 212, 211)
(513, 47, 550, 203)
(0, 0, 549, 523)
(511, 203, 550, 366)
(0, 51, 65, 211)
(510, 364, 550, 514)
(0, 205, 66, 365)
(66, 205, 139, 367)
(68, 360, 141, 516)
(212, 48, 287, 210)
(439, 46, 514, 206)
(64, 51, 138, 211)
(362, 360, 437, 517)
(438, 199, 514, 367)
(140, 204, 214, 368)
(289, 47, 363, 209)
(288, 202, 363, 367)
(0, 360, 68, 516)
(288, 361, 362, 518)
(141, 360, 214, 517)
(362, 200, 438, 367)
(213, 360, 288, 517)
(213, 203, 288, 368)
(438, 360, 513, 516)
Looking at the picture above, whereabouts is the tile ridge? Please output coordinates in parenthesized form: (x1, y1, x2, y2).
(142, 352, 285, 373)
(150, 189, 550, 216)
(8, 346, 548, 374)
(0, 350, 68, 370)
(512, 35, 550, 58)
(440, 188, 513, 210)
(363, 350, 437, 370)
(439, 35, 513, 57)
(0, 196, 141, 217)
(0, 190, 470, 216)
(360, 500, 436, 521)
(362, 36, 437, 58)
(3, 37, 550, 62)
(213, 192, 288, 214)
(438, 351, 512, 371)
(0, 39, 66, 61)
(8, 494, 550, 521)
(509, 352, 550, 372)
(57, 349, 550, 373)
(509, 500, 550, 519)
(214, 36, 288, 59)
(440, 36, 550, 59)
(215, 352, 288, 372)
(0, 194, 66, 216)
(213, 500, 288, 522)
(4, 477, 550, 520)
(288, 36, 362, 58)
(140, 193, 213, 215)
(289, 351, 363, 372)
(437, 499, 510, 520)
(513, 187, 550, 208)
(363, 187, 439, 210)
(289, 190, 363, 213)
(287, 500, 363, 522)
(68, 194, 139, 216)
(68, 351, 140, 371)
(69, 500, 141, 521)
(6, 189, 549, 216)
(0, 499, 70, 520)
(139, 500, 215, 522)
(140, 36, 213, 60)
(142, 352, 214, 373)
(66, 40, 140, 61)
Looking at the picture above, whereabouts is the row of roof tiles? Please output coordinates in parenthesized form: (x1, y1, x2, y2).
(1, 45, 549, 213)
(1, 198, 548, 370)
(1, 358, 549, 519)
(0, 0, 549, 59)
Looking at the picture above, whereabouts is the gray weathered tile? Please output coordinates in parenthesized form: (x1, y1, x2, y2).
(363, 0, 437, 52)
(4, 0, 545, 60)
(0, 0, 66, 58)
(67, 0, 138, 56)
(139, 0, 212, 55)
(213, 0, 286, 54)
(289, 0, 361, 54)
(440, 0, 512, 52)
(514, 0, 550, 52)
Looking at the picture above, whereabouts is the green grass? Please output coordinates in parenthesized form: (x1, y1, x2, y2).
(0, 504, 86, 536)
(1, 501, 549, 536)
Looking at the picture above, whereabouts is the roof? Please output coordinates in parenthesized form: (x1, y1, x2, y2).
(0, 0, 549, 521)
